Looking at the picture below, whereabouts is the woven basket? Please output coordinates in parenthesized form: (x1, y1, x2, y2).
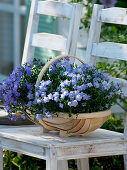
(25, 55, 111, 137)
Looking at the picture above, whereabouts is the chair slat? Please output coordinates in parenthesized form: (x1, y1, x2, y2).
(37, 1, 73, 18)
(92, 42, 127, 61)
(32, 33, 67, 52)
(98, 7, 127, 25)
(110, 77, 127, 88)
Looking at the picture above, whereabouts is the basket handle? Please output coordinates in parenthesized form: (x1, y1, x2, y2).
(36, 55, 86, 85)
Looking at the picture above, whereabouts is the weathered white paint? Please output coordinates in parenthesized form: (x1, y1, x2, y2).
(0, 148, 3, 170)
(66, 3, 82, 56)
(86, 5, 127, 168)
(32, 33, 67, 52)
(21, 1, 82, 169)
(124, 155, 127, 170)
(110, 77, 127, 88)
(85, 4, 103, 64)
(58, 160, 68, 170)
(21, 0, 39, 64)
(22, 0, 82, 64)
(77, 158, 89, 170)
(37, 1, 73, 18)
(92, 42, 127, 61)
(0, 126, 126, 168)
(98, 7, 127, 25)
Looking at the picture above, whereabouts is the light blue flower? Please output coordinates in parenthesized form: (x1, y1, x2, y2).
(48, 93, 53, 100)
(59, 103, 63, 108)
(43, 97, 49, 103)
(36, 114, 42, 120)
(44, 112, 53, 119)
(87, 83, 93, 88)
(76, 94, 82, 101)
(37, 99, 42, 104)
(27, 92, 34, 100)
(83, 94, 90, 100)
(71, 100, 78, 107)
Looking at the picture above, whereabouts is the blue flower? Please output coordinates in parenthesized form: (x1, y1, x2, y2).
(36, 114, 42, 120)
(27, 92, 34, 100)
(43, 97, 49, 103)
(59, 103, 63, 108)
(76, 94, 82, 101)
(25, 66, 32, 76)
(44, 112, 53, 119)
(83, 94, 90, 100)
(27, 101, 32, 107)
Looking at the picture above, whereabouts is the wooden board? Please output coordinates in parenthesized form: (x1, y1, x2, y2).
(32, 33, 67, 52)
(99, 7, 127, 25)
(0, 126, 126, 161)
(37, 1, 73, 18)
(92, 42, 127, 61)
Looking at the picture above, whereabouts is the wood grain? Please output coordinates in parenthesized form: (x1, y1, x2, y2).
(99, 7, 127, 25)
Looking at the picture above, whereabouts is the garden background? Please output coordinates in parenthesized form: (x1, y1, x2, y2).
(0, 0, 127, 169)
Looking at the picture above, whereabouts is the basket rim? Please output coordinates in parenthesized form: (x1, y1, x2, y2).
(43, 109, 111, 120)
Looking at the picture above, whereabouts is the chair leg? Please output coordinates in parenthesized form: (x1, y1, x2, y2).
(77, 158, 89, 170)
(124, 155, 127, 170)
(46, 157, 57, 170)
(58, 160, 68, 170)
(0, 148, 3, 170)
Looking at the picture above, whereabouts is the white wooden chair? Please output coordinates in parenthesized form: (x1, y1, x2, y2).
(19, 0, 82, 169)
(21, 0, 82, 65)
(85, 4, 127, 169)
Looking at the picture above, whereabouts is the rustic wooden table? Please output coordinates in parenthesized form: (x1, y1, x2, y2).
(0, 125, 124, 170)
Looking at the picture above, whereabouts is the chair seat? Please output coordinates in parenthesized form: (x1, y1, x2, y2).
(0, 126, 126, 160)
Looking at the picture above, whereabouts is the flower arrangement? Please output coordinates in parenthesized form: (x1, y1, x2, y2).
(0, 59, 44, 121)
(0, 56, 122, 122)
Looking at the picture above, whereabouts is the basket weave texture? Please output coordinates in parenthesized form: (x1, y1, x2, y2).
(25, 55, 111, 137)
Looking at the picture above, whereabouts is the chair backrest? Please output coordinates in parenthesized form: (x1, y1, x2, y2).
(86, 4, 127, 65)
(21, 0, 82, 64)
(86, 4, 127, 136)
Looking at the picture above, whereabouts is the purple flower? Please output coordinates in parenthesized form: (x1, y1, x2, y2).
(71, 100, 78, 107)
(43, 97, 49, 103)
(105, 104, 109, 108)
(27, 101, 32, 107)
(59, 103, 63, 108)
(25, 66, 32, 76)
(61, 94, 65, 100)
(48, 93, 53, 100)
(36, 114, 42, 120)
(17, 71, 23, 77)
(94, 82, 100, 88)
(87, 83, 93, 88)
(8, 114, 18, 121)
(54, 97, 59, 102)
(27, 92, 34, 100)
(83, 94, 90, 100)
(100, 0, 117, 8)
(76, 94, 82, 101)
(26, 82, 33, 90)
(21, 114, 26, 119)
(44, 112, 53, 119)
(37, 99, 42, 104)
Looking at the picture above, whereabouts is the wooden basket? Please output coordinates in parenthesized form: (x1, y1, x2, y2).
(26, 55, 111, 137)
